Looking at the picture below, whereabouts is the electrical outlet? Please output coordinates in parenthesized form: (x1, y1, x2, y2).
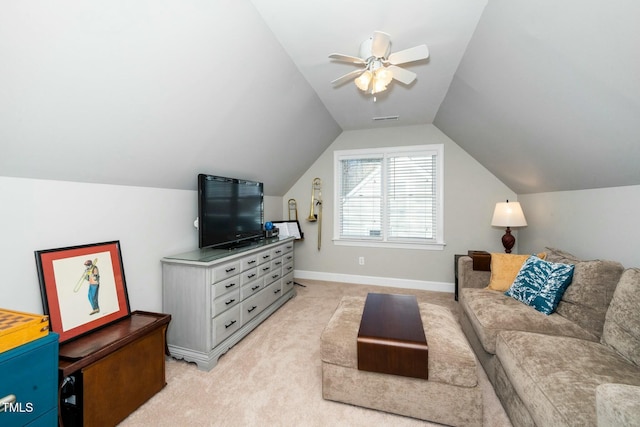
(358, 256, 365, 265)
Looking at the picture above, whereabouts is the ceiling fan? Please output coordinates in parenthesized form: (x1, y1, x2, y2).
(329, 31, 429, 96)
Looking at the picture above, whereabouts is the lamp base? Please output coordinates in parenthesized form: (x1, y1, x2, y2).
(501, 227, 516, 253)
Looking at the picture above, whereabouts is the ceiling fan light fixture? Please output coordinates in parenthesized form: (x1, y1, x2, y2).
(355, 70, 372, 91)
(371, 76, 388, 94)
(375, 67, 393, 86)
(354, 63, 393, 94)
(332, 31, 428, 96)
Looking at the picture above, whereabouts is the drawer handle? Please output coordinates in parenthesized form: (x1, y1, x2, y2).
(274, 289, 281, 294)
(225, 320, 237, 329)
(225, 267, 236, 273)
(225, 299, 236, 305)
(262, 267, 270, 271)
(272, 274, 279, 279)
(247, 273, 256, 279)
(248, 260, 256, 264)
(286, 266, 293, 271)
(287, 280, 293, 285)
(262, 255, 270, 259)
(0, 394, 17, 412)
(251, 285, 260, 291)
(248, 305, 258, 313)
(286, 245, 293, 250)
(225, 282, 236, 288)
(275, 250, 282, 254)
(275, 261, 282, 266)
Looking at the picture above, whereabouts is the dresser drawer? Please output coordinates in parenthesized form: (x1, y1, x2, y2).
(240, 278, 265, 300)
(241, 289, 271, 325)
(282, 252, 294, 264)
(270, 246, 285, 259)
(213, 306, 241, 346)
(240, 267, 259, 285)
(264, 267, 281, 286)
(257, 262, 271, 277)
(257, 250, 271, 265)
(212, 289, 240, 317)
(213, 275, 240, 298)
(212, 260, 240, 283)
(266, 279, 283, 306)
(271, 257, 283, 270)
(282, 271, 295, 294)
(282, 260, 294, 276)
(240, 254, 259, 271)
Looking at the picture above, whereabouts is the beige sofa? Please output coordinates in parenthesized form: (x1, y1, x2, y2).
(457, 248, 640, 426)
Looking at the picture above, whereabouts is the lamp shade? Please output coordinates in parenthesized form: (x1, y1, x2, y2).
(491, 201, 527, 227)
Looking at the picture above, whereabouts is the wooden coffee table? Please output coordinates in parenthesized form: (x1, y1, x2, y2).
(357, 293, 429, 379)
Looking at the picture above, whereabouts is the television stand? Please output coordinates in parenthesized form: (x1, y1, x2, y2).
(162, 237, 296, 370)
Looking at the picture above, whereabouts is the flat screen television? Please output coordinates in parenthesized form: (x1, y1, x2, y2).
(198, 173, 264, 249)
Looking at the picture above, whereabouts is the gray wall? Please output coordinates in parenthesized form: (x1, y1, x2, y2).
(0, 176, 282, 314)
(283, 124, 516, 291)
(518, 186, 640, 268)
(7, 129, 635, 316)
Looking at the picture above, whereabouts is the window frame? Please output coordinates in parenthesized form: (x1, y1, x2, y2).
(333, 144, 445, 250)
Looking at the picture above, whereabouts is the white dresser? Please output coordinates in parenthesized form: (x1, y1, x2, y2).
(161, 237, 295, 370)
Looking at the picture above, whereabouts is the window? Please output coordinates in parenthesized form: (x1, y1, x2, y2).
(333, 144, 444, 250)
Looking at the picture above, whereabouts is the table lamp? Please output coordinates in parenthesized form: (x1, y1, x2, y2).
(491, 200, 527, 253)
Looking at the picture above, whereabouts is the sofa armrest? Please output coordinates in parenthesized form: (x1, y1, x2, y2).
(597, 383, 640, 426)
(458, 256, 491, 290)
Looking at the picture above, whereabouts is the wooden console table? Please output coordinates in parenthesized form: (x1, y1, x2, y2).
(58, 311, 171, 427)
(357, 293, 428, 379)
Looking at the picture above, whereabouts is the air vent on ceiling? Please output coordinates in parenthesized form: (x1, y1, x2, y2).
(372, 115, 399, 122)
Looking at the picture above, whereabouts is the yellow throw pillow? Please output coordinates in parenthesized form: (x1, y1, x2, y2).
(486, 252, 547, 291)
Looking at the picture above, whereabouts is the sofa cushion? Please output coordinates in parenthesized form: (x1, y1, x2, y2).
(496, 330, 640, 426)
(596, 383, 640, 426)
(540, 247, 625, 338)
(460, 288, 597, 354)
(543, 246, 581, 264)
(486, 252, 546, 291)
(601, 268, 640, 366)
(504, 256, 574, 315)
(556, 259, 625, 338)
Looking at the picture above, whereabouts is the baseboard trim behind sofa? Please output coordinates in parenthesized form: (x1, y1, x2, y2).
(294, 269, 454, 293)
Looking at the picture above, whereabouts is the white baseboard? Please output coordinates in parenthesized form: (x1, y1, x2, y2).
(294, 269, 454, 294)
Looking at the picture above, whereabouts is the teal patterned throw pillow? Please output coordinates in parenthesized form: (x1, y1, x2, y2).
(504, 255, 575, 315)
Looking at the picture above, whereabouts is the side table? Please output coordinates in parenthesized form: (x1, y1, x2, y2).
(454, 251, 491, 301)
(58, 311, 170, 427)
(454, 254, 464, 301)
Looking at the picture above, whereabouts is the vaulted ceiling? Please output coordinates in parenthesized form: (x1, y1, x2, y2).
(2, 1, 639, 196)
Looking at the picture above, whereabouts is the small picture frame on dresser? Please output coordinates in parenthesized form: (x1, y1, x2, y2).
(35, 240, 131, 343)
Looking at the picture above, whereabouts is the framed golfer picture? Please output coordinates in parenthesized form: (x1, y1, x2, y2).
(35, 240, 131, 343)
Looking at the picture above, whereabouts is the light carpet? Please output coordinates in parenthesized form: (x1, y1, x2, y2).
(119, 279, 512, 426)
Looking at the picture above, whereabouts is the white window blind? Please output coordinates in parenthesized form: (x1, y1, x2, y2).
(387, 154, 436, 241)
(334, 145, 444, 249)
(338, 157, 382, 239)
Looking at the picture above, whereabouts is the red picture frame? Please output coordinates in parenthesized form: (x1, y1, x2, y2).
(35, 240, 131, 343)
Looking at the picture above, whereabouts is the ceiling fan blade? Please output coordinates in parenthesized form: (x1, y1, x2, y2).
(331, 68, 366, 86)
(388, 44, 429, 65)
(329, 53, 366, 65)
(388, 65, 416, 85)
(371, 31, 391, 58)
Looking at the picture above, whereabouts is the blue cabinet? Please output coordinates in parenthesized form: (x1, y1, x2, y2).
(0, 333, 59, 427)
